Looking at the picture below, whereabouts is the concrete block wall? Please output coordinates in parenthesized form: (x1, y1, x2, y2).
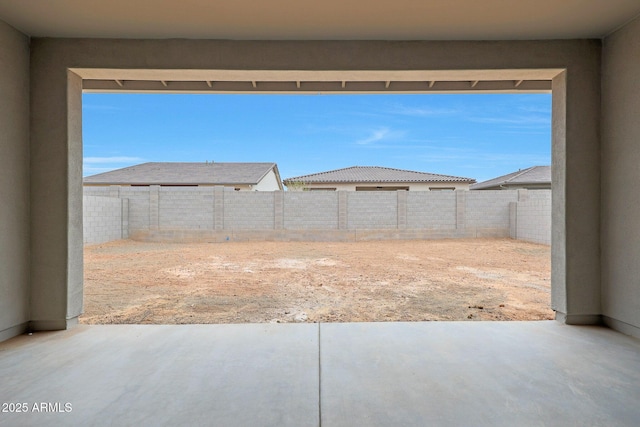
(407, 192, 457, 229)
(83, 196, 127, 244)
(119, 187, 152, 231)
(510, 192, 552, 245)
(284, 192, 339, 229)
(347, 192, 398, 229)
(84, 186, 149, 232)
(159, 187, 214, 230)
(223, 191, 275, 230)
(466, 191, 519, 228)
(82, 187, 551, 244)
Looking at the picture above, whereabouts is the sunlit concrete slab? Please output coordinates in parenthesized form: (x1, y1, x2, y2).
(320, 321, 640, 427)
(0, 324, 319, 427)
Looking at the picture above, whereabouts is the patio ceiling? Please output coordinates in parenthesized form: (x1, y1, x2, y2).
(1, 0, 639, 40)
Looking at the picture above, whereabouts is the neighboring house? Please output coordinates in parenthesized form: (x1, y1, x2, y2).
(84, 162, 283, 191)
(471, 166, 551, 190)
(283, 166, 475, 191)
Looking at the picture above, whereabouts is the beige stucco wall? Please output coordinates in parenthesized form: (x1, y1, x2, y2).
(22, 38, 601, 337)
(0, 21, 30, 341)
(601, 15, 640, 337)
(253, 169, 282, 191)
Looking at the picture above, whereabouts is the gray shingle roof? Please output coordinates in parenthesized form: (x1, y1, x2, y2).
(84, 162, 279, 186)
(283, 166, 475, 184)
(470, 166, 551, 190)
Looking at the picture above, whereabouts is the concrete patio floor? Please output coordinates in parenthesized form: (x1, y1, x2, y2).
(1, 321, 639, 426)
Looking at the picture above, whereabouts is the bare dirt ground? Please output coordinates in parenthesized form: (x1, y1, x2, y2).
(80, 238, 552, 324)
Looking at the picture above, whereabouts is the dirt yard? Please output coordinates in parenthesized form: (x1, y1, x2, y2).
(80, 239, 553, 324)
(80, 238, 552, 324)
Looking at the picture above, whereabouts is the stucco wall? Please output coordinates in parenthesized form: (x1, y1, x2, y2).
(0, 21, 30, 341)
(602, 15, 640, 337)
(253, 169, 282, 191)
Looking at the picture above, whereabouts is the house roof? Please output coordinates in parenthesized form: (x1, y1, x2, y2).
(471, 166, 551, 190)
(283, 166, 475, 185)
(83, 162, 280, 187)
(1, 1, 639, 40)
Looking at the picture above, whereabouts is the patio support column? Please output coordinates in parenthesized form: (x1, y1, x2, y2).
(29, 65, 83, 330)
(551, 59, 601, 324)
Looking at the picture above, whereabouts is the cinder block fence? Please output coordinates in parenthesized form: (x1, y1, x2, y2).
(83, 186, 551, 245)
(83, 196, 129, 244)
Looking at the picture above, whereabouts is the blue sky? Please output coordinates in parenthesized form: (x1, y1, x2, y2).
(82, 93, 551, 183)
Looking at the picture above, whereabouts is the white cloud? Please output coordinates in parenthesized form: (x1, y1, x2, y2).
(356, 128, 406, 145)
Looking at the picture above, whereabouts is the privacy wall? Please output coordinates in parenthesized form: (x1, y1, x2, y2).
(83, 196, 129, 244)
(83, 187, 550, 244)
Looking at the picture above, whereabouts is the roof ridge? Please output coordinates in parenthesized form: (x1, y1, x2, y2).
(503, 166, 536, 183)
(284, 165, 359, 181)
(284, 165, 475, 183)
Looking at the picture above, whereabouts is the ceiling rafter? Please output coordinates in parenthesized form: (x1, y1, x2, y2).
(84, 78, 552, 93)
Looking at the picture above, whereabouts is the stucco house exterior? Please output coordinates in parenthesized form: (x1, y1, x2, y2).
(471, 166, 551, 190)
(283, 166, 475, 191)
(84, 162, 283, 191)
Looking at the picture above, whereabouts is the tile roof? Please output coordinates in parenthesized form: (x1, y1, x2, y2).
(470, 166, 551, 190)
(83, 162, 279, 186)
(283, 166, 475, 184)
